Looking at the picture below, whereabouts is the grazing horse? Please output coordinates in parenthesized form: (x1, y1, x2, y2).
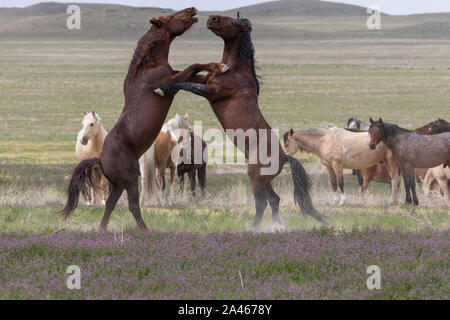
(283, 127, 400, 205)
(75, 111, 108, 206)
(139, 113, 189, 206)
(177, 130, 208, 198)
(60, 8, 228, 231)
(368, 118, 450, 205)
(156, 14, 326, 228)
(423, 165, 450, 201)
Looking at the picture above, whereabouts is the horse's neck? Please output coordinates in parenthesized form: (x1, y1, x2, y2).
(294, 131, 325, 155)
(222, 35, 243, 66)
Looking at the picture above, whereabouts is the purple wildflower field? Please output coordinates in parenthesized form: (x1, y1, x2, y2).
(0, 228, 448, 299)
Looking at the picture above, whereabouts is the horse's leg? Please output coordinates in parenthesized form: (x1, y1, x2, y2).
(332, 162, 345, 205)
(188, 170, 196, 198)
(402, 172, 412, 204)
(99, 183, 124, 231)
(100, 173, 107, 206)
(249, 174, 268, 231)
(384, 158, 400, 204)
(360, 168, 372, 194)
(168, 165, 175, 205)
(169, 63, 229, 84)
(265, 183, 282, 227)
(197, 164, 207, 197)
(125, 178, 148, 231)
(422, 169, 435, 196)
(139, 157, 147, 208)
(155, 83, 216, 100)
(325, 166, 338, 204)
(409, 173, 419, 205)
(436, 176, 450, 201)
(179, 172, 185, 195)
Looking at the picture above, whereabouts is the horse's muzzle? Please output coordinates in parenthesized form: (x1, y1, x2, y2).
(207, 16, 218, 29)
(369, 144, 376, 150)
(81, 137, 88, 145)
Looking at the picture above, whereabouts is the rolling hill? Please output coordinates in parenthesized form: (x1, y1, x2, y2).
(0, 1, 449, 40)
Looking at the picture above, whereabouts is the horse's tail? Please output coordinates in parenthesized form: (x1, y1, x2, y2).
(285, 155, 327, 225)
(59, 158, 101, 218)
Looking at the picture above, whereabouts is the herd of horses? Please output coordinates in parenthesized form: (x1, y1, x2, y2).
(60, 8, 450, 232)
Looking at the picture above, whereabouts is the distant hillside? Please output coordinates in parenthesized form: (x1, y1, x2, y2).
(1, 1, 449, 40)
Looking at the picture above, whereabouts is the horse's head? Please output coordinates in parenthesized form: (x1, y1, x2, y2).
(80, 111, 101, 145)
(150, 7, 198, 38)
(282, 129, 301, 155)
(368, 117, 385, 150)
(207, 13, 252, 40)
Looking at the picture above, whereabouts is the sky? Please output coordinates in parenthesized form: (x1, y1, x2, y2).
(2, 0, 450, 15)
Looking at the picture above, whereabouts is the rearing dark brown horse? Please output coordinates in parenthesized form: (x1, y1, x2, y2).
(60, 8, 227, 231)
(155, 14, 326, 229)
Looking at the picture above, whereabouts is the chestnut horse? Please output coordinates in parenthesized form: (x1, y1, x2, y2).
(369, 118, 450, 205)
(156, 14, 326, 228)
(60, 8, 227, 231)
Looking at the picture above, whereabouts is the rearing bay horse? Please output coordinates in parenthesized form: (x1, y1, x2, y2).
(155, 14, 326, 228)
(60, 8, 228, 231)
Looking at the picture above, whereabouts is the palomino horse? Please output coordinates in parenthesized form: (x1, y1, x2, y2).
(61, 8, 228, 231)
(75, 111, 108, 206)
(139, 113, 189, 206)
(369, 118, 450, 205)
(156, 14, 326, 228)
(283, 127, 400, 205)
(177, 130, 208, 198)
(423, 165, 450, 202)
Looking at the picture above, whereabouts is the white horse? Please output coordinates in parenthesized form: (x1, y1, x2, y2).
(75, 111, 108, 206)
(139, 113, 190, 206)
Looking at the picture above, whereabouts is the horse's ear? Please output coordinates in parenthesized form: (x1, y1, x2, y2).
(150, 17, 162, 28)
(370, 117, 374, 124)
(175, 113, 179, 118)
(83, 111, 87, 115)
(184, 113, 189, 120)
(379, 118, 383, 125)
(288, 128, 294, 140)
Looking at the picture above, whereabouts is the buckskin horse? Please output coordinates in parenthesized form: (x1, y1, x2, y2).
(155, 14, 326, 228)
(60, 8, 228, 231)
(369, 118, 450, 205)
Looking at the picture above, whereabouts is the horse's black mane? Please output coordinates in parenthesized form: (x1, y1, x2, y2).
(236, 14, 261, 95)
(378, 122, 412, 138)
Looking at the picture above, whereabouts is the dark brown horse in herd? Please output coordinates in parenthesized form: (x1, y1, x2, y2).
(61, 10, 325, 230)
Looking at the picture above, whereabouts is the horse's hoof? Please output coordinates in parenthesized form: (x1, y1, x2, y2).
(85, 202, 92, 206)
(221, 63, 230, 73)
(154, 88, 165, 96)
(270, 222, 286, 232)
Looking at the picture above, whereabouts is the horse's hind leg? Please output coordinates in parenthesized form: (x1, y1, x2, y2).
(250, 178, 268, 231)
(409, 175, 419, 205)
(402, 173, 412, 204)
(99, 183, 124, 231)
(436, 177, 450, 201)
(331, 163, 345, 205)
(188, 170, 196, 198)
(197, 164, 207, 197)
(325, 166, 338, 204)
(168, 165, 175, 205)
(265, 183, 282, 226)
(125, 177, 148, 231)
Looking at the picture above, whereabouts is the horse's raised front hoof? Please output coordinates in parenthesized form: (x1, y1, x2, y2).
(154, 88, 165, 97)
(220, 63, 230, 73)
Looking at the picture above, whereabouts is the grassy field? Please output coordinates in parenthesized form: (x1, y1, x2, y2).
(0, 1, 449, 299)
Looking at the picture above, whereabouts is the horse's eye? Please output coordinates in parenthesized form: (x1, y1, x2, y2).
(90, 123, 94, 126)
